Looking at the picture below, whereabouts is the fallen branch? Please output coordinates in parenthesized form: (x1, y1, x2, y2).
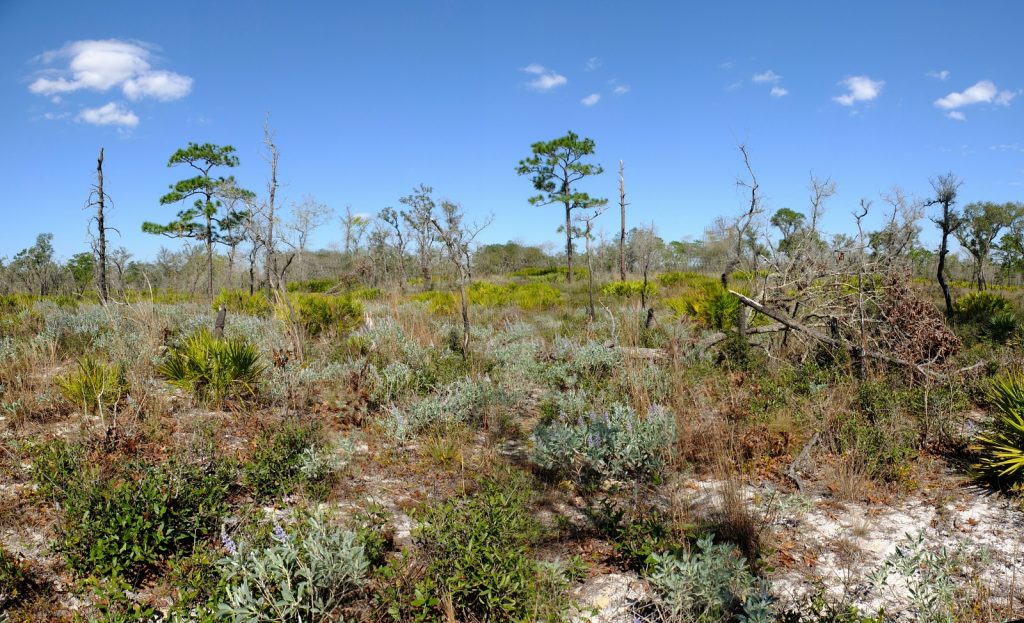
(787, 431, 820, 494)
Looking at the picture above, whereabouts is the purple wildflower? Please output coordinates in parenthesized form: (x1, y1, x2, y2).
(220, 529, 237, 555)
(273, 523, 288, 542)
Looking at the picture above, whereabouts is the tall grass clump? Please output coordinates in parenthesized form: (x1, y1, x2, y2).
(158, 329, 265, 404)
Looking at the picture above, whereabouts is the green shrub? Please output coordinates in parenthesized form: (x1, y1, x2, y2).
(511, 266, 587, 281)
(409, 290, 457, 314)
(159, 329, 265, 404)
(282, 293, 363, 337)
(468, 281, 562, 310)
(286, 278, 337, 293)
(28, 437, 84, 502)
(218, 510, 368, 623)
(666, 282, 740, 330)
(974, 372, 1024, 486)
(382, 377, 494, 442)
(243, 420, 330, 498)
(645, 535, 774, 623)
(56, 460, 233, 583)
(0, 545, 32, 610)
(585, 498, 685, 572)
(657, 272, 718, 288)
(212, 289, 273, 317)
(415, 473, 564, 622)
(56, 356, 128, 416)
(953, 291, 1018, 342)
(600, 280, 659, 298)
(532, 404, 677, 485)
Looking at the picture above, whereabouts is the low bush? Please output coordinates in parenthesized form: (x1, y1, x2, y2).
(55, 459, 234, 584)
(469, 280, 562, 310)
(381, 377, 493, 442)
(56, 356, 128, 416)
(415, 473, 565, 622)
(666, 282, 740, 331)
(532, 403, 677, 485)
(218, 510, 369, 623)
(600, 280, 659, 298)
(159, 329, 265, 404)
(286, 278, 337, 293)
(644, 535, 774, 623)
(953, 291, 1018, 343)
(212, 289, 273, 317)
(586, 497, 685, 572)
(243, 420, 333, 498)
(0, 545, 32, 611)
(281, 293, 363, 338)
(511, 265, 587, 281)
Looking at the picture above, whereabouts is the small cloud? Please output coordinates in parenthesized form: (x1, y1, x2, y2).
(613, 84, 631, 95)
(41, 111, 69, 120)
(927, 70, 950, 80)
(28, 39, 192, 101)
(990, 143, 1024, 152)
(770, 86, 788, 97)
(752, 70, 782, 84)
(935, 80, 1016, 115)
(946, 110, 966, 121)
(521, 64, 567, 91)
(719, 61, 735, 70)
(833, 75, 884, 106)
(123, 70, 193, 101)
(996, 89, 1018, 106)
(581, 93, 600, 106)
(726, 80, 743, 91)
(584, 57, 601, 72)
(77, 102, 139, 127)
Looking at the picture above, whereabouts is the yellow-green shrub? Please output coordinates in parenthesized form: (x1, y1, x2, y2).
(57, 356, 128, 415)
(212, 289, 273, 317)
(600, 280, 659, 298)
(278, 293, 363, 337)
(468, 281, 562, 310)
(410, 291, 458, 314)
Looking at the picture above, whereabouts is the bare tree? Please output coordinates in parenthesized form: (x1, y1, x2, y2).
(341, 206, 371, 256)
(262, 119, 280, 297)
(430, 200, 492, 357)
(574, 205, 607, 321)
(286, 195, 333, 280)
(399, 184, 437, 290)
(926, 173, 962, 317)
(379, 206, 409, 292)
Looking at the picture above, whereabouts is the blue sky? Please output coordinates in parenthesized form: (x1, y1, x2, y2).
(1, 1, 1022, 261)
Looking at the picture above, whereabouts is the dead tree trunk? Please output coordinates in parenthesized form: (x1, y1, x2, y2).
(619, 160, 627, 282)
(96, 148, 109, 302)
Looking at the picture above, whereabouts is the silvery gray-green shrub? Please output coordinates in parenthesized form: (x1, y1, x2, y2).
(644, 535, 774, 623)
(532, 403, 676, 484)
(218, 511, 368, 623)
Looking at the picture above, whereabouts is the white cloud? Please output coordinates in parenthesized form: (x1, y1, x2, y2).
(613, 84, 631, 95)
(726, 80, 743, 91)
(996, 89, 1018, 106)
(752, 70, 781, 84)
(28, 39, 192, 102)
(77, 102, 139, 127)
(833, 76, 884, 106)
(584, 57, 601, 71)
(934, 80, 1017, 120)
(719, 61, 735, 70)
(927, 70, 950, 80)
(123, 70, 193, 101)
(990, 143, 1023, 152)
(521, 64, 567, 91)
(770, 86, 788, 97)
(581, 93, 600, 106)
